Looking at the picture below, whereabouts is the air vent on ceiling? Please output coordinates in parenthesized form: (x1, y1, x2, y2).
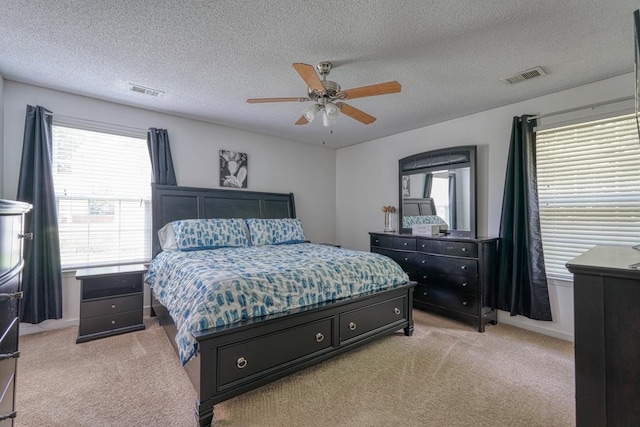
(500, 66, 547, 85)
(128, 83, 164, 97)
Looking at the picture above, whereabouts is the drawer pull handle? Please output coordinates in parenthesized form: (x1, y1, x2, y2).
(462, 248, 467, 252)
(460, 265, 466, 270)
(111, 304, 116, 309)
(447, 246, 453, 250)
(394, 308, 401, 315)
(421, 244, 426, 248)
(236, 357, 248, 369)
(0, 351, 20, 361)
(423, 291, 428, 296)
(462, 282, 467, 287)
(422, 275, 428, 279)
(375, 239, 379, 243)
(349, 322, 357, 331)
(404, 257, 409, 261)
(462, 301, 468, 306)
(315, 332, 324, 342)
(19, 232, 33, 240)
(403, 242, 408, 246)
(0, 292, 23, 302)
(421, 260, 426, 264)
(111, 320, 116, 325)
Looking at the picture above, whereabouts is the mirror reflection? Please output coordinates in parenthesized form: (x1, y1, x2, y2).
(399, 146, 476, 238)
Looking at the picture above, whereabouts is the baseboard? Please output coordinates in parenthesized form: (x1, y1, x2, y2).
(498, 312, 574, 342)
(19, 318, 79, 336)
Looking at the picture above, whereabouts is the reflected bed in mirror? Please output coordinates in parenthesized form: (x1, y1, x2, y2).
(399, 146, 476, 238)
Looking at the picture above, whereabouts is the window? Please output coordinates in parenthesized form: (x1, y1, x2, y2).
(536, 114, 640, 280)
(52, 125, 152, 269)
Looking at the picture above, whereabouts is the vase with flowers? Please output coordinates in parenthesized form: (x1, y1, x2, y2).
(382, 205, 396, 232)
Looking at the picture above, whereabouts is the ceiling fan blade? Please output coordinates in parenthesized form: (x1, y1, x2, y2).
(338, 81, 401, 100)
(295, 115, 309, 125)
(293, 63, 325, 94)
(246, 97, 309, 103)
(335, 102, 376, 125)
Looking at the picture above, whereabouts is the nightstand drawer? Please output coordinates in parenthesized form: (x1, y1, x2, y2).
(370, 234, 392, 248)
(78, 310, 143, 338)
(80, 293, 143, 319)
(81, 272, 142, 300)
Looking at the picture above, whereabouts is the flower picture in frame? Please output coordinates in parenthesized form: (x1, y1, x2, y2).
(219, 150, 248, 188)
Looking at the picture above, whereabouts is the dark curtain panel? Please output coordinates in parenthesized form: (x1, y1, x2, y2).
(147, 128, 177, 185)
(497, 115, 552, 320)
(422, 173, 433, 198)
(17, 105, 63, 323)
(448, 174, 457, 229)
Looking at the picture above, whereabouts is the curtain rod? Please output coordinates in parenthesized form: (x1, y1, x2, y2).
(527, 95, 634, 122)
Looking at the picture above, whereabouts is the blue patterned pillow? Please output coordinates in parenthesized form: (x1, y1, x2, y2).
(245, 218, 306, 246)
(172, 218, 249, 251)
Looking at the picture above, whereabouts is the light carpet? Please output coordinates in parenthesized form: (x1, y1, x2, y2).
(16, 310, 575, 427)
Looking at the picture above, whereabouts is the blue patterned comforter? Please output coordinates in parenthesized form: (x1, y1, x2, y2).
(145, 243, 409, 365)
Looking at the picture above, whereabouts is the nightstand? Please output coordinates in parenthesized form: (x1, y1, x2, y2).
(75, 264, 146, 343)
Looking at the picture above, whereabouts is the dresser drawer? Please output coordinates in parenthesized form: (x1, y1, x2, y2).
(370, 234, 391, 248)
(0, 273, 21, 355)
(415, 253, 477, 277)
(78, 309, 143, 338)
(340, 296, 407, 343)
(0, 357, 16, 417)
(391, 237, 416, 251)
(414, 284, 479, 316)
(80, 293, 143, 319)
(415, 272, 478, 295)
(81, 272, 143, 300)
(0, 214, 23, 278)
(416, 239, 478, 258)
(218, 318, 333, 388)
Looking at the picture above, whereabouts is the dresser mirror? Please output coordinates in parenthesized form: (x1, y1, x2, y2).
(399, 145, 476, 238)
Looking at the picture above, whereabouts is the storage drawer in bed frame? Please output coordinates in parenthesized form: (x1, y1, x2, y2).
(151, 283, 415, 427)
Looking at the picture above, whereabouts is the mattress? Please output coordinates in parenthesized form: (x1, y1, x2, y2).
(145, 243, 409, 364)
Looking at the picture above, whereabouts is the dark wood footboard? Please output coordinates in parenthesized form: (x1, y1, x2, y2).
(151, 282, 415, 427)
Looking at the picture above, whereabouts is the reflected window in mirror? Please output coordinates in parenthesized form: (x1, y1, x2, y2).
(399, 146, 476, 238)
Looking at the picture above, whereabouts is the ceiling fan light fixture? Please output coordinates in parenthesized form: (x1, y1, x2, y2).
(322, 110, 336, 127)
(303, 104, 320, 122)
(324, 102, 340, 120)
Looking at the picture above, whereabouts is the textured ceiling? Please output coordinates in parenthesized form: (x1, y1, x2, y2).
(1, 1, 638, 148)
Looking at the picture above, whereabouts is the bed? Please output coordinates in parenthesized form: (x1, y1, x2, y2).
(147, 184, 416, 427)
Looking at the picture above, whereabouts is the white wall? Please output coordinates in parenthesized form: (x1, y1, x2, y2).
(2, 81, 336, 333)
(335, 72, 636, 341)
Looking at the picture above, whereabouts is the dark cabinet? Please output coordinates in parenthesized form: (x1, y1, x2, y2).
(567, 246, 640, 427)
(0, 199, 31, 427)
(75, 264, 146, 343)
(370, 232, 498, 332)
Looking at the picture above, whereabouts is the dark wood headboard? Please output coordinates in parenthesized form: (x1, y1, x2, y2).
(403, 198, 437, 216)
(151, 184, 296, 256)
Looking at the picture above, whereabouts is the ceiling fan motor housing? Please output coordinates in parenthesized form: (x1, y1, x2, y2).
(308, 80, 341, 102)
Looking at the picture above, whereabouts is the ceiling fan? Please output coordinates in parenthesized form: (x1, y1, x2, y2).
(246, 61, 401, 127)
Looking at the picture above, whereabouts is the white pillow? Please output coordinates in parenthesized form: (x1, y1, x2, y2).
(158, 223, 178, 251)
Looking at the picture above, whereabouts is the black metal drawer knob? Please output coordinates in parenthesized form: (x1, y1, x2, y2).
(315, 332, 324, 342)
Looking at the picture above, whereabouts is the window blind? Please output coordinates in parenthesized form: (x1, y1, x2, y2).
(536, 114, 640, 280)
(52, 125, 152, 269)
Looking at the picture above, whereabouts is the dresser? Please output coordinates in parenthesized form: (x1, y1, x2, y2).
(566, 246, 640, 427)
(370, 232, 498, 332)
(75, 264, 146, 343)
(0, 200, 31, 427)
